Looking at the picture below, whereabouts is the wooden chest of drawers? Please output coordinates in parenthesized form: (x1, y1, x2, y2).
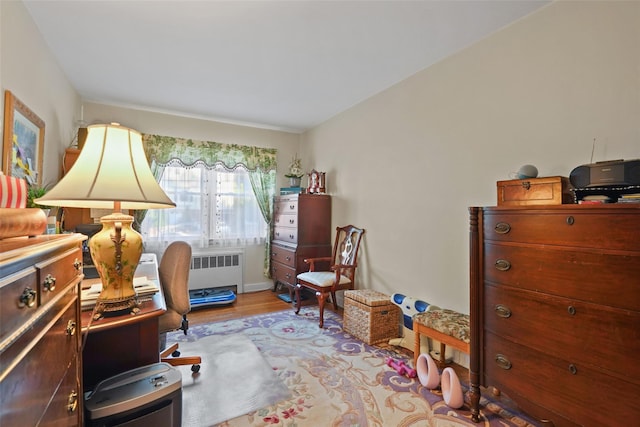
(0, 234, 86, 427)
(469, 205, 640, 427)
(271, 194, 332, 295)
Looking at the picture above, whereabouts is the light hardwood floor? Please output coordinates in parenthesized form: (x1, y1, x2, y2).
(187, 289, 342, 325)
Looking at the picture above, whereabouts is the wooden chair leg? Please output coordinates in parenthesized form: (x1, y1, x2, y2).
(294, 284, 302, 314)
(160, 342, 179, 358)
(317, 291, 327, 328)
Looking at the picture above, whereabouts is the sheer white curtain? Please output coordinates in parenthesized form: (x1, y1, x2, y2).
(141, 163, 267, 253)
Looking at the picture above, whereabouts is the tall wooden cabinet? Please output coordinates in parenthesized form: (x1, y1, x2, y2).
(469, 205, 640, 426)
(0, 233, 86, 426)
(271, 194, 332, 297)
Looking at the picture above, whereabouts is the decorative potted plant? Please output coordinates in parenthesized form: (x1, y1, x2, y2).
(285, 155, 304, 187)
(27, 184, 53, 214)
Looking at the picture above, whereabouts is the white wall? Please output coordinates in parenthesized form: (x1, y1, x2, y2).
(301, 1, 640, 313)
(0, 0, 80, 185)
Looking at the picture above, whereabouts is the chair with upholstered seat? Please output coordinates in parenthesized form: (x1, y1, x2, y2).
(295, 225, 365, 328)
(158, 241, 202, 373)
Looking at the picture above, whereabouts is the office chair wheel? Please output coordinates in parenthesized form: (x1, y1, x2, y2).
(172, 350, 180, 357)
(191, 364, 201, 373)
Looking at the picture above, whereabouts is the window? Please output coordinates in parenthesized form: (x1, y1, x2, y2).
(141, 163, 267, 248)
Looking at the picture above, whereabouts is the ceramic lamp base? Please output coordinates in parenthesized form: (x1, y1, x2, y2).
(90, 212, 143, 319)
(94, 297, 140, 320)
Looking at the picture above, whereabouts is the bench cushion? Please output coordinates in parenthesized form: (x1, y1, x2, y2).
(413, 309, 470, 344)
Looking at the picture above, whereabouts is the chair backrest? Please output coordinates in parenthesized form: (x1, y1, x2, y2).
(159, 241, 192, 318)
(331, 225, 365, 283)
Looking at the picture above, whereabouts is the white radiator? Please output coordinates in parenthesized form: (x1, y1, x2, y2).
(188, 249, 244, 294)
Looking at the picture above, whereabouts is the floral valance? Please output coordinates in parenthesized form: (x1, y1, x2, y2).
(141, 133, 277, 172)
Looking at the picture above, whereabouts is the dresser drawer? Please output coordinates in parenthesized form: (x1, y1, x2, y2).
(274, 197, 298, 215)
(36, 247, 82, 305)
(483, 208, 640, 251)
(484, 243, 640, 311)
(484, 332, 640, 426)
(484, 283, 640, 381)
(271, 262, 297, 286)
(274, 212, 298, 228)
(0, 287, 79, 427)
(273, 226, 298, 244)
(0, 267, 39, 343)
(271, 244, 296, 268)
(40, 356, 81, 426)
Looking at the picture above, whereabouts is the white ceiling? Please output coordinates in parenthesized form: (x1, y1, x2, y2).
(23, 0, 549, 133)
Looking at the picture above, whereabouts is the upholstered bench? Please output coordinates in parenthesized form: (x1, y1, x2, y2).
(413, 308, 470, 368)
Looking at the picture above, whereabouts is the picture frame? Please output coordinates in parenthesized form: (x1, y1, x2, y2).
(2, 90, 45, 186)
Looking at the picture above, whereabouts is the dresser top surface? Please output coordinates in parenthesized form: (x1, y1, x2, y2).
(473, 204, 640, 213)
(0, 233, 86, 265)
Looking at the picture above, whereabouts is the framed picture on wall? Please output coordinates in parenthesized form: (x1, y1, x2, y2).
(2, 90, 45, 186)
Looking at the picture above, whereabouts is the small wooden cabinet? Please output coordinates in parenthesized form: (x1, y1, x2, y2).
(62, 148, 92, 231)
(469, 205, 640, 426)
(0, 233, 86, 427)
(271, 194, 332, 297)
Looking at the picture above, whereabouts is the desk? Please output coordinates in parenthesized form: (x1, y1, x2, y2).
(81, 254, 166, 390)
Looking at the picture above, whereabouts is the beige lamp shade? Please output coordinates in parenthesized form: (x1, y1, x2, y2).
(36, 123, 175, 210)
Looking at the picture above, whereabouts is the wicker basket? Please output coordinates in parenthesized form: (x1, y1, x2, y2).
(343, 290, 401, 345)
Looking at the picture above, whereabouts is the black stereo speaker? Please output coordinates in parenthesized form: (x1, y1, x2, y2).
(569, 159, 640, 188)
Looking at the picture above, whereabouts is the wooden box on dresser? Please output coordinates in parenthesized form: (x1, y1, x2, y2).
(469, 205, 640, 427)
(271, 194, 332, 296)
(0, 233, 86, 427)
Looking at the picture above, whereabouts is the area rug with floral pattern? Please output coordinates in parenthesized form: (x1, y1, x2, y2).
(167, 307, 539, 427)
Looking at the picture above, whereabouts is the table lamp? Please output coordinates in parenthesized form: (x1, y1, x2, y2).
(36, 123, 175, 318)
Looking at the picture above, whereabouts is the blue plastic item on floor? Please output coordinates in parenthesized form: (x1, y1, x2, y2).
(189, 288, 236, 307)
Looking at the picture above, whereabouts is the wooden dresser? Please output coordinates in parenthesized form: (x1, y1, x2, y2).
(469, 205, 640, 426)
(271, 194, 332, 296)
(0, 233, 86, 427)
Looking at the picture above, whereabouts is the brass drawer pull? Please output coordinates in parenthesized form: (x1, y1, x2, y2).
(285, 256, 291, 261)
(66, 320, 77, 336)
(521, 181, 531, 190)
(495, 354, 512, 370)
(569, 364, 577, 375)
(567, 306, 576, 316)
(566, 216, 575, 225)
(289, 219, 294, 224)
(494, 259, 511, 271)
(494, 222, 511, 234)
(494, 304, 512, 318)
(289, 234, 295, 240)
(289, 204, 295, 210)
(67, 391, 78, 413)
(43, 274, 56, 292)
(272, 251, 277, 258)
(285, 273, 291, 279)
(73, 258, 82, 271)
(18, 287, 37, 308)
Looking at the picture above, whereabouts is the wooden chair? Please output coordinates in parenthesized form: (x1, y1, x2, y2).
(295, 225, 365, 328)
(158, 241, 202, 373)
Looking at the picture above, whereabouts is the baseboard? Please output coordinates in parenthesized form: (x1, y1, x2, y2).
(242, 281, 273, 293)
